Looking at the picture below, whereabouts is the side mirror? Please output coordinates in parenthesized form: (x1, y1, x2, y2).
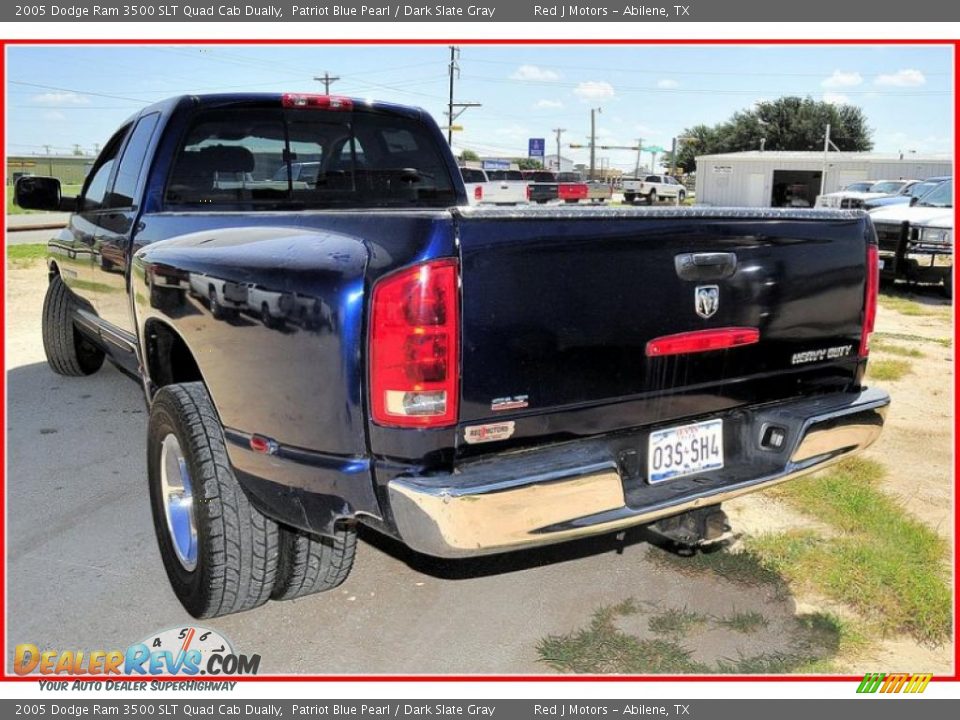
(14, 176, 76, 211)
(910, 196, 920, 207)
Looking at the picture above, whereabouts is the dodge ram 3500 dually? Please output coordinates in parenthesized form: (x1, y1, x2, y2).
(16, 93, 890, 619)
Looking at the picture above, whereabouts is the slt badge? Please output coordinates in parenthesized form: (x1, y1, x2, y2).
(695, 285, 720, 319)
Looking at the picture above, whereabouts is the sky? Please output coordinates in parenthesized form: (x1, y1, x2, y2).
(5, 44, 954, 173)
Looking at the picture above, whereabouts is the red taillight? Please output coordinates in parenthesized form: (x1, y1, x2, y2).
(370, 259, 459, 427)
(646, 327, 760, 357)
(474, 185, 483, 201)
(281, 94, 354, 111)
(860, 244, 879, 357)
(525, 185, 532, 201)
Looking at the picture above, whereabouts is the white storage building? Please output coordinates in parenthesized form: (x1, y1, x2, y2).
(694, 151, 952, 208)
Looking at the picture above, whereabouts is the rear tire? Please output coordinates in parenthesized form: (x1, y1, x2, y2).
(624, 193, 635, 204)
(148, 382, 279, 618)
(271, 523, 357, 601)
(42, 274, 105, 376)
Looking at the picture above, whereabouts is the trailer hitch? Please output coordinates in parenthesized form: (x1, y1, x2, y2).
(646, 505, 733, 554)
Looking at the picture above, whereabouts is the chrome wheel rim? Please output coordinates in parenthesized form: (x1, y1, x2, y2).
(160, 433, 198, 571)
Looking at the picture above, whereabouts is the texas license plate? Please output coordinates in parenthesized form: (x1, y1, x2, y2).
(647, 419, 724, 483)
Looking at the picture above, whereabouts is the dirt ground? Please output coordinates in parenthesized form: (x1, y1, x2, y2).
(4, 259, 954, 675)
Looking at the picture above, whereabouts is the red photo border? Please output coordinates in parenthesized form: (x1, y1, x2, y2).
(0, 35, 957, 685)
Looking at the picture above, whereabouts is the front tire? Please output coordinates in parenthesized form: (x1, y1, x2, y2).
(943, 271, 953, 299)
(678, 190, 686, 203)
(647, 189, 658, 205)
(271, 524, 357, 601)
(148, 382, 279, 618)
(42, 274, 105, 376)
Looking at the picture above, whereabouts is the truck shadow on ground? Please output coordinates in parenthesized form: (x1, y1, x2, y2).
(358, 527, 850, 674)
(357, 523, 662, 579)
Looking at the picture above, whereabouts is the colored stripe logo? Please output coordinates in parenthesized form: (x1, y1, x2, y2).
(857, 673, 932, 694)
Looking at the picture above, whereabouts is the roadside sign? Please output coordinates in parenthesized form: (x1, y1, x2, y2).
(483, 159, 511, 171)
(528, 138, 545, 159)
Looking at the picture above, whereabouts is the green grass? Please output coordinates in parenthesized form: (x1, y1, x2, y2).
(6, 183, 82, 215)
(648, 607, 709, 639)
(6, 243, 47, 262)
(871, 338, 924, 358)
(538, 599, 850, 675)
(878, 293, 951, 318)
(537, 600, 712, 674)
(867, 358, 912, 381)
(874, 331, 951, 348)
(717, 609, 769, 634)
(753, 459, 951, 645)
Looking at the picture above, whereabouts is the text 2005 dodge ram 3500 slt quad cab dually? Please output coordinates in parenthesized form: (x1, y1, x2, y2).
(17, 93, 890, 619)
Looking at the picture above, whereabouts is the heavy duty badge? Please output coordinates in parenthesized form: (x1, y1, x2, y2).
(695, 285, 720, 319)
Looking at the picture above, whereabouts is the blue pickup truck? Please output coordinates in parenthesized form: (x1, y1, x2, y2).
(16, 93, 889, 619)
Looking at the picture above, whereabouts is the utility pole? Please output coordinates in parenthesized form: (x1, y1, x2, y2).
(635, 139, 643, 177)
(447, 46, 457, 145)
(589, 107, 601, 179)
(445, 46, 480, 146)
(314, 72, 340, 94)
(552, 128, 565, 171)
(820, 123, 840, 195)
(43, 144, 52, 175)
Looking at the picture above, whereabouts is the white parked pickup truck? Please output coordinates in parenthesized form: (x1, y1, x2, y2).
(816, 179, 918, 210)
(622, 174, 687, 204)
(868, 179, 953, 297)
(459, 167, 529, 205)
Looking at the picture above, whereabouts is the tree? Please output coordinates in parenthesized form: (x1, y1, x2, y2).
(674, 96, 873, 173)
(459, 149, 480, 162)
(515, 157, 543, 170)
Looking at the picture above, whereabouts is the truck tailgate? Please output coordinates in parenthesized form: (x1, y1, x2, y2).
(454, 207, 871, 443)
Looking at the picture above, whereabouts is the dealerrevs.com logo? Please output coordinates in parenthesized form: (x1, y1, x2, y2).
(856, 673, 932, 694)
(14, 627, 260, 676)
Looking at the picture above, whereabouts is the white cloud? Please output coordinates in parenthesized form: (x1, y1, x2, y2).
(875, 69, 926, 87)
(573, 81, 615, 101)
(634, 123, 659, 135)
(31, 91, 90, 106)
(656, 79, 679, 89)
(823, 92, 852, 105)
(42, 111, 66, 121)
(534, 99, 563, 109)
(821, 70, 863, 88)
(510, 65, 560, 82)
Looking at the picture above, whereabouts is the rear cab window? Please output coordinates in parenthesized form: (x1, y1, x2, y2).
(460, 168, 487, 183)
(164, 106, 457, 210)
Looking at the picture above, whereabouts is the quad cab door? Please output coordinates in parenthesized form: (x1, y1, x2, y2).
(89, 112, 161, 361)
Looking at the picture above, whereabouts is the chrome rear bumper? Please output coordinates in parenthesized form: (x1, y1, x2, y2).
(388, 389, 890, 558)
